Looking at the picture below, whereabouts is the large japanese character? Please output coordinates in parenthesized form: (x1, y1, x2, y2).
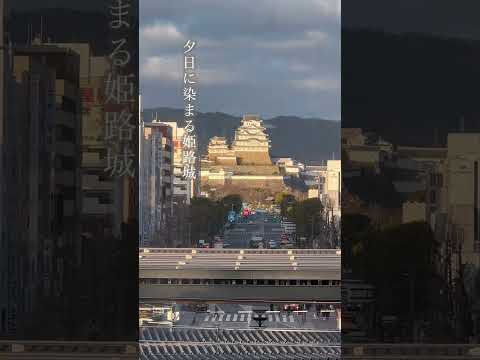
(105, 112, 118, 140)
(182, 134, 196, 148)
(104, 147, 135, 177)
(105, 73, 135, 104)
(184, 72, 196, 85)
(183, 40, 196, 54)
(184, 55, 195, 70)
(110, 38, 130, 67)
(185, 103, 195, 117)
(109, 0, 130, 29)
(183, 87, 197, 102)
(183, 164, 197, 180)
(183, 150, 196, 165)
(105, 109, 135, 141)
(184, 120, 194, 133)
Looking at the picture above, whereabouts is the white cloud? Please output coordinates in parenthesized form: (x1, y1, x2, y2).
(289, 63, 312, 72)
(139, 0, 340, 119)
(140, 23, 184, 43)
(290, 78, 340, 91)
(139, 23, 186, 57)
(141, 56, 242, 86)
(255, 31, 328, 50)
(198, 69, 241, 85)
(141, 56, 182, 82)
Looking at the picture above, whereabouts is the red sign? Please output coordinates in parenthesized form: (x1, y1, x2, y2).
(81, 88, 94, 103)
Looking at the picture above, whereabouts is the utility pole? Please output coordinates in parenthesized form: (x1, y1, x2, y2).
(409, 266, 416, 341)
(311, 214, 315, 248)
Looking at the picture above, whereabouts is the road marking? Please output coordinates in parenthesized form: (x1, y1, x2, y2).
(203, 311, 302, 323)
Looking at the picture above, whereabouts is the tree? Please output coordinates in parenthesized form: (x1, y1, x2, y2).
(275, 193, 296, 217)
(189, 197, 217, 243)
(355, 222, 438, 321)
(342, 214, 373, 270)
(219, 194, 242, 213)
(291, 198, 323, 239)
(188, 195, 243, 244)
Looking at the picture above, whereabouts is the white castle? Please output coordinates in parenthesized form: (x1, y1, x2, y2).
(207, 115, 272, 166)
(201, 114, 284, 201)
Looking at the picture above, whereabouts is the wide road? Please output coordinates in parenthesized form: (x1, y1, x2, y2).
(175, 303, 338, 330)
(224, 211, 282, 248)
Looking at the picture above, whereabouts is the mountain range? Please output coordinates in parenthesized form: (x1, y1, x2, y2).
(143, 107, 340, 163)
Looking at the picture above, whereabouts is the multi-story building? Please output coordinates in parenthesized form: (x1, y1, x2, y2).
(140, 118, 174, 247)
(53, 43, 123, 243)
(319, 160, 341, 220)
(160, 122, 193, 205)
(341, 128, 367, 146)
(444, 133, 480, 268)
(302, 164, 327, 199)
(273, 157, 303, 177)
(5, 42, 81, 336)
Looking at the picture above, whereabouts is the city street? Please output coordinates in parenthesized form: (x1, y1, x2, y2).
(224, 211, 283, 248)
(173, 303, 338, 331)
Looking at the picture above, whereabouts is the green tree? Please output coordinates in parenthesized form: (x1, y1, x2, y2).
(292, 198, 323, 239)
(189, 195, 243, 244)
(189, 197, 217, 243)
(275, 193, 296, 218)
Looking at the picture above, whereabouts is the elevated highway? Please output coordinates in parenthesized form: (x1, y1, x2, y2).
(139, 248, 341, 303)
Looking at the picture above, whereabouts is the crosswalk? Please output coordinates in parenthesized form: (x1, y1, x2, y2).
(203, 313, 295, 323)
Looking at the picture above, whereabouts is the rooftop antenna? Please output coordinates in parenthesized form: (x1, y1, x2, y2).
(40, 16, 43, 43)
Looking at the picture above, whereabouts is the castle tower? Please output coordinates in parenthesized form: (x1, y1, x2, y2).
(232, 114, 272, 165)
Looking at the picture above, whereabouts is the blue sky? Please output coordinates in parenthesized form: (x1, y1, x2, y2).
(140, 0, 340, 120)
